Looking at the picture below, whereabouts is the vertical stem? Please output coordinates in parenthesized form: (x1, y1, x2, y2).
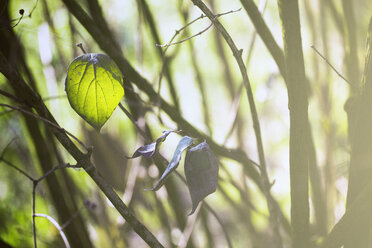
(32, 183, 37, 248)
(304, 0, 327, 236)
(140, 0, 181, 112)
(344, 17, 372, 248)
(179, 9, 213, 135)
(190, 0, 283, 246)
(278, 0, 310, 247)
(320, 0, 335, 230)
(240, 0, 287, 80)
(342, 0, 360, 88)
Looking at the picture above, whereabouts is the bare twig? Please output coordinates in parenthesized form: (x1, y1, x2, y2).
(0, 103, 88, 151)
(118, 102, 149, 140)
(204, 203, 233, 248)
(61, 202, 91, 229)
(156, 8, 241, 48)
(311, 45, 352, 85)
(173, 171, 232, 247)
(0, 159, 78, 247)
(190, 0, 283, 246)
(32, 184, 37, 248)
(245, 0, 268, 66)
(0, 157, 34, 181)
(4, 0, 39, 29)
(42, 95, 66, 101)
(0, 139, 84, 248)
(177, 204, 202, 248)
(34, 213, 70, 248)
(223, 83, 243, 145)
(0, 88, 23, 104)
(9, 9, 24, 29)
(35, 163, 80, 183)
(158, 23, 213, 48)
(0, 137, 17, 158)
(1, 42, 165, 247)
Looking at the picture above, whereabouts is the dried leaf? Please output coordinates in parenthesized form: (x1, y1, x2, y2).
(126, 131, 172, 159)
(185, 141, 219, 215)
(146, 136, 193, 191)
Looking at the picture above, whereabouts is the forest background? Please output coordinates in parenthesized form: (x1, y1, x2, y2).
(1, 0, 372, 247)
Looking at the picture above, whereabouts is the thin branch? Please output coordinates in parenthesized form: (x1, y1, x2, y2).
(156, 8, 241, 48)
(0, 157, 34, 181)
(3, 0, 39, 29)
(140, 0, 181, 115)
(158, 23, 213, 48)
(120, 96, 234, 246)
(0, 142, 81, 248)
(61, 201, 93, 229)
(34, 213, 70, 248)
(172, 171, 232, 247)
(204, 203, 233, 248)
(42, 95, 66, 101)
(190, 1, 283, 246)
(32, 184, 37, 248)
(9, 10, 23, 29)
(35, 163, 80, 183)
(0, 103, 88, 151)
(1, 40, 165, 247)
(245, 0, 268, 67)
(311, 45, 352, 85)
(118, 102, 149, 140)
(0, 88, 23, 104)
(60, 0, 264, 192)
(0, 137, 17, 158)
(179, 7, 213, 135)
(177, 204, 202, 248)
(240, 0, 287, 81)
(223, 83, 243, 145)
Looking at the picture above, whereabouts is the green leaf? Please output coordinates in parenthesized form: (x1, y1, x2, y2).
(185, 141, 219, 215)
(146, 136, 193, 191)
(126, 131, 172, 159)
(65, 53, 124, 131)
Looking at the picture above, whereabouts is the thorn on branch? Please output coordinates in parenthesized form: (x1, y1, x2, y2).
(233, 49, 243, 58)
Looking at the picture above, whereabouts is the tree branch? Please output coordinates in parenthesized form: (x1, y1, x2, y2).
(278, 0, 310, 247)
(189, 0, 283, 246)
(0, 51, 165, 248)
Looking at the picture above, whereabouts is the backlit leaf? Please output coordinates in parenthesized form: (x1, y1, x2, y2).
(184, 141, 219, 215)
(65, 53, 124, 131)
(146, 136, 193, 191)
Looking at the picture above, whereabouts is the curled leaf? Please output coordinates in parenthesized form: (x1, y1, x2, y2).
(146, 136, 193, 191)
(65, 53, 124, 131)
(126, 131, 172, 159)
(185, 141, 219, 215)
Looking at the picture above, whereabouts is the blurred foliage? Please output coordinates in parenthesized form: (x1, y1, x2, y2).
(1, 0, 372, 247)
